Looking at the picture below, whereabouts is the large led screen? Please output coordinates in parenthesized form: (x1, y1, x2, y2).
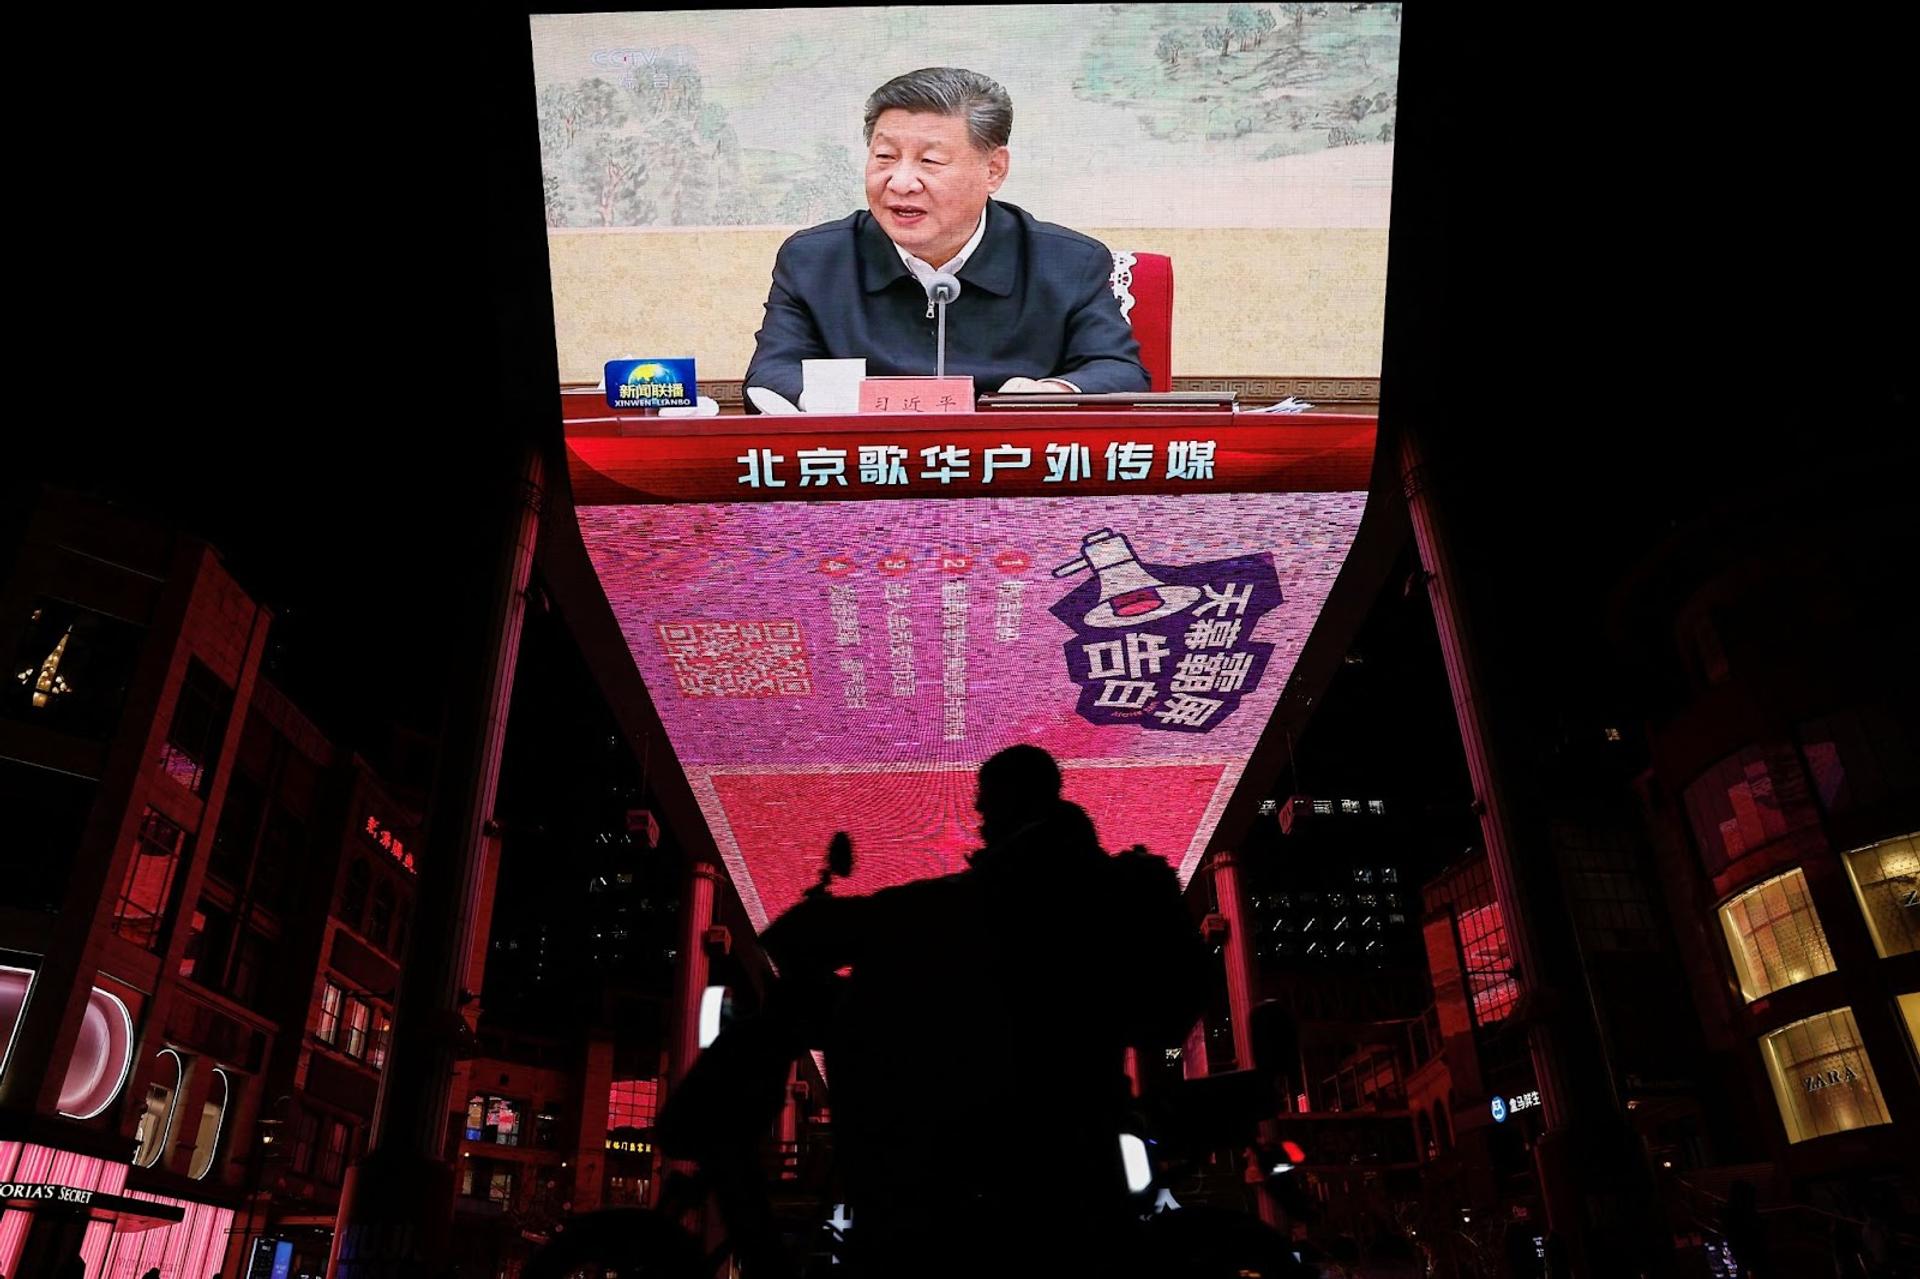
(569, 413, 1372, 930)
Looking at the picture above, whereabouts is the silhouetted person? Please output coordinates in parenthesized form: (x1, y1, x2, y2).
(53, 1253, 84, 1279)
(140, 1268, 160, 1279)
(755, 744, 1208, 1278)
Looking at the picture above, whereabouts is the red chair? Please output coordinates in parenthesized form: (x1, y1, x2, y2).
(1109, 250, 1173, 392)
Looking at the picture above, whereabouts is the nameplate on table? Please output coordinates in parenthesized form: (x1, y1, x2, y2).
(859, 376, 975, 415)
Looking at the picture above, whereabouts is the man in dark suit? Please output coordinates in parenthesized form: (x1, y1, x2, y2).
(744, 67, 1149, 410)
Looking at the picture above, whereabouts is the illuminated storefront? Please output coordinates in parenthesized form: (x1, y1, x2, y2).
(1841, 831, 1920, 958)
(1759, 1009, 1892, 1144)
(0, 1143, 234, 1279)
(1716, 869, 1837, 1001)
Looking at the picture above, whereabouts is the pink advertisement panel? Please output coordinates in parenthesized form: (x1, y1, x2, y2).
(577, 485, 1369, 930)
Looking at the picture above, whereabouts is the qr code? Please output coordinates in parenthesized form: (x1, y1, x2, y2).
(657, 621, 813, 698)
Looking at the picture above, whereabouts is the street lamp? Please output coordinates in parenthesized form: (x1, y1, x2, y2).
(239, 1095, 296, 1279)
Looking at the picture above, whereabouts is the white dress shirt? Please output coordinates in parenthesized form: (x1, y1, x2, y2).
(894, 206, 989, 283)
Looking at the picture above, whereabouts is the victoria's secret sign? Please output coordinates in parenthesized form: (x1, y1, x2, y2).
(0, 1182, 95, 1203)
(0, 1182, 184, 1222)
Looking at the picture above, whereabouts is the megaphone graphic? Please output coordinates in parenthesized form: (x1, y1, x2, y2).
(1052, 529, 1200, 628)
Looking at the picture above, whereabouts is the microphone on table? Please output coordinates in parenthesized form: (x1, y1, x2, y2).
(923, 272, 962, 379)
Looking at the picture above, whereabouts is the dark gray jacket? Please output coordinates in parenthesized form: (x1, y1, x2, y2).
(744, 199, 1149, 408)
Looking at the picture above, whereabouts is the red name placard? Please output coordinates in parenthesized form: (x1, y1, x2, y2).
(565, 409, 1374, 505)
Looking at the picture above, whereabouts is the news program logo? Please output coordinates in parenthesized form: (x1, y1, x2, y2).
(607, 358, 697, 409)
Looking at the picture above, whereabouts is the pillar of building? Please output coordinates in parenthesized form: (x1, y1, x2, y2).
(659, 860, 721, 1237)
(573, 1034, 615, 1214)
(1399, 436, 1571, 1129)
(1181, 1016, 1209, 1081)
(777, 1062, 801, 1181)
(668, 861, 721, 1091)
(1208, 850, 1260, 1073)
(1400, 429, 1667, 1274)
(327, 446, 544, 1279)
(1208, 849, 1285, 1232)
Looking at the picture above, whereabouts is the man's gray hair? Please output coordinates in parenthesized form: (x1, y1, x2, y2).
(863, 67, 1013, 152)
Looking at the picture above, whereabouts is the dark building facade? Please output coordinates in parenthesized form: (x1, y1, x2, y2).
(1614, 471, 1920, 1252)
(1, 490, 420, 1279)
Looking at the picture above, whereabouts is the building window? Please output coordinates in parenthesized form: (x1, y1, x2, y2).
(251, 806, 305, 914)
(208, 772, 262, 886)
(159, 658, 234, 797)
(180, 903, 234, 989)
(368, 881, 396, 951)
(1561, 834, 1660, 953)
(368, 1012, 392, 1070)
(1760, 1008, 1891, 1143)
(1683, 743, 1819, 875)
(290, 1108, 319, 1176)
(111, 808, 188, 952)
(1841, 832, 1920, 958)
(465, 1094, 486, 1141)
(230, 929, 276, 1010)
(317, 982, 344, 1045)
(1899, 993, 1920, 1061)
(178, 905, 212, 982)
(1368, 800, 1386, 816)
(488, 1169, 515, 1205)
(5, 597, 144, 738)
(187, 1069, 229, 1180)
(0, 758, 96, 914)
(317, 1118, 351, 1183)
(607, 1079, 659, 1132)
(1320, 1048, 1402, 1111)
(485, 1096, 524, 1146)
(343, 998, 371, 1059)
(132, 1054, 181, 1168)
(1455, 899, 1518, 1026)
(1718, 869, 1837, 1000)
(340, 858, 371, 931)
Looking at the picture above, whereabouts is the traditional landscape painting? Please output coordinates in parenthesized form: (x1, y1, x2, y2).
(531, 4, 1401, 231)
